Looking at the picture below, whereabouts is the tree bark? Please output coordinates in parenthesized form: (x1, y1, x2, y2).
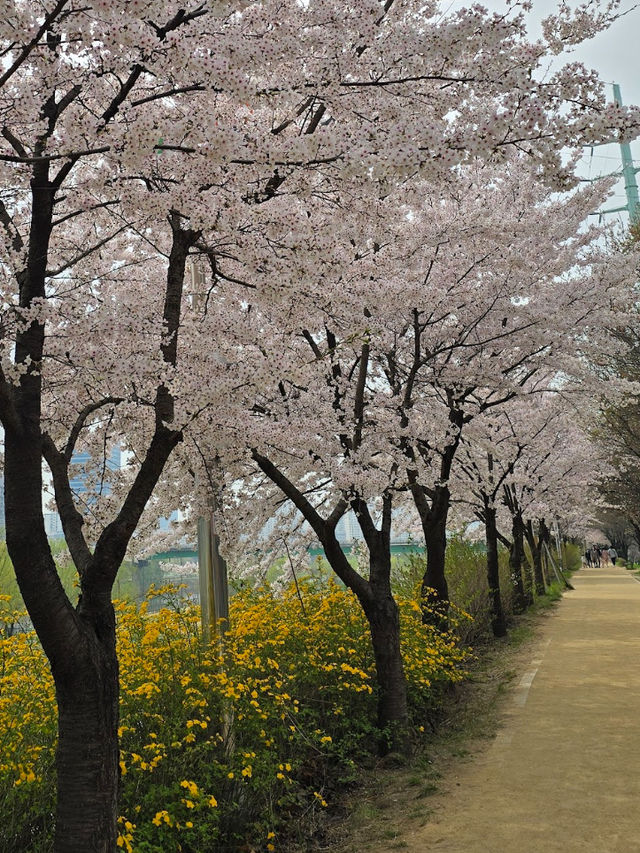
(363, 572, 408, 748)
(417, 484, 450, 627)
(539, 518, 552, 587)
(4, 428, 121, 851)
(525, 520, 546, 596)
(54, 601, 119, 853)
(2, 201, 192, 851)
(483, 497, 507, 637)
(408, 406, 464, 622)
(350, 498, 409, 752)
(509, 511, 529, 612)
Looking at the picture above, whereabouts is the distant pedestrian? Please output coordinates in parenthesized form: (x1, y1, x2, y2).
(584, 549, 592, 567)
(593, 546, 601, 567)
(608, 547, 618, 566)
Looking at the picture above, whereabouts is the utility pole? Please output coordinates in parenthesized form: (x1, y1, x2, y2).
(590, 84, 640, 224)
(613, 84, 640, 224)
(197, 510, 229, 643)
(188, 260, 230, 642)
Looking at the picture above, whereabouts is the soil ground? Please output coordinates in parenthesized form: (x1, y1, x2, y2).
(318, 563, 640, 852)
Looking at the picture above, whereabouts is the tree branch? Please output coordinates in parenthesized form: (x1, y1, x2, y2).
(0, 146, 111, 164)
(352, 339, 370, 453)
(131, 83, 206, 108)
(42, 433, 93, 575)
(146, 5, 208, 40)
(47, 226, 128, 277)
(0, 198, 24, 252)
(1, 126, 26, 157)
(0, 0, 70, 90)
(101, 65, 144, 125)
(252, 449, 372, 602)
(64, 396, 124, 463)
(157, 215, 201, 424)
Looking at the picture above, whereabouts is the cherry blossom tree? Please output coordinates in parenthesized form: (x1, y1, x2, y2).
(454, 397, 603, 633)
(1, 0, 639, 849)
(372, 165, 628, 620)
(200, 156, 632, 743)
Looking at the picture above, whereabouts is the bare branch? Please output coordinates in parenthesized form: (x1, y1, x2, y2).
(101, 65, 144, 125)
(64, 396, 124, 463)
(46, 226, 128, 277)
(146, 5, 208, 40)
(0, 146, 111, 164)
(51, 199, 119, 228)
(131, 83, 206, 108)
(271, 96, 315, 135)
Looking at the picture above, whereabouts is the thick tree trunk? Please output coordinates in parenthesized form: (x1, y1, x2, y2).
(419, 485, 450, 626)
(364, 590, 408, 751)
(509, 512, 529, 612)
(484, 499, 507, 637)
(5, 432, 119, 851)
(54, 603, 119, 853)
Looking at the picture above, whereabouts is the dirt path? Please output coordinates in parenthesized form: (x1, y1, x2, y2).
(377, 564, 640, 853)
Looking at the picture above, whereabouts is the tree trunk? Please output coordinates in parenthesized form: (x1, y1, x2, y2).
(525, 520, 546, 596)
(4, 428, 119, 851)
(539, 519, 552, 587)
(54, 601, 119, 853)
(419, 485, 450, 626)
(509, 512, 529, 612)
(484, 498, 507, 637)
(363, 589, 408, 752)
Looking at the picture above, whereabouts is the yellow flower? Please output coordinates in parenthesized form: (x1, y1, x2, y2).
(180, 779, 199, 798)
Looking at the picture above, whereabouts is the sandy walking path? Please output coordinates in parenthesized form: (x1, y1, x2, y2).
(399, 564, 640, 853)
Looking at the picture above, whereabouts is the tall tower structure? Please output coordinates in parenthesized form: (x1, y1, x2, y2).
(592, 84, 640, 224)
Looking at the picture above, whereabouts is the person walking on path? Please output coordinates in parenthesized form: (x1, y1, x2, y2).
(608, 546, 618, 565)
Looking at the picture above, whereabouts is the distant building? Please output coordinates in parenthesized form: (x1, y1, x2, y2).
(69, 445, 122, 499)
(44, 445, 122, 538)
(44, 511, 64, 539)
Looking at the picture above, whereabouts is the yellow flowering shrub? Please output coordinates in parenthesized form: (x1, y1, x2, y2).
(0, 581, 469, 852)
